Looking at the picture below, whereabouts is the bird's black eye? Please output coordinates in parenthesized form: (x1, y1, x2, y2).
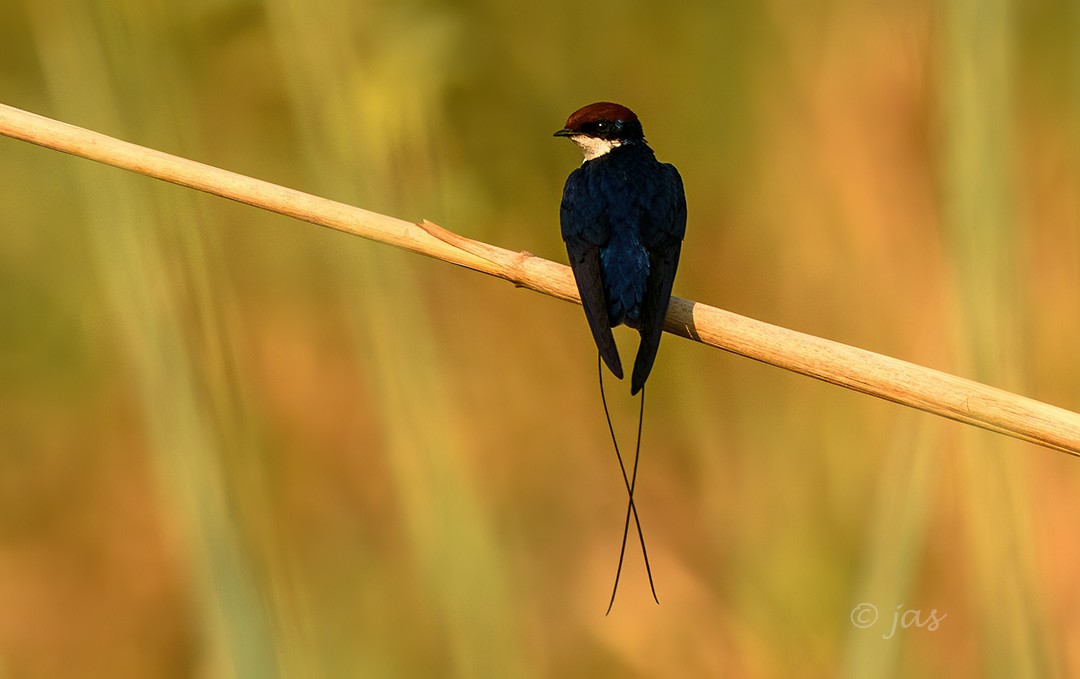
(582, 120, 616, 137)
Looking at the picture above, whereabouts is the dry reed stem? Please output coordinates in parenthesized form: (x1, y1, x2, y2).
(2, 102, 1078, 457)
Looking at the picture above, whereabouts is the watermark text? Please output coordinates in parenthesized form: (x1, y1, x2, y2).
(850, 603, 946, 639)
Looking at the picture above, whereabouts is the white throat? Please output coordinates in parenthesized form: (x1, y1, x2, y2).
(571, 135, 621, 161)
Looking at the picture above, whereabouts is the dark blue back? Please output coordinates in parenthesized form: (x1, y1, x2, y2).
(561, 141, 686, 393)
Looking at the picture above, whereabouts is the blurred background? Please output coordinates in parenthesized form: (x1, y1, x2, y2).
(1, 0, 1078, 676)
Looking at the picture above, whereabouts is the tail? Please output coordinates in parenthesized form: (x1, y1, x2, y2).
(593, 323, 623, 381)
(599, 354, 659, 614)
(630, 328, 661, 395)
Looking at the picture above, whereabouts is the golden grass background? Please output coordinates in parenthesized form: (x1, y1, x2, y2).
(1, 0, 1078, 677)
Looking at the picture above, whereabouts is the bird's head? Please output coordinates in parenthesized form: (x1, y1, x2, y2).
(554, 102, 645, 161)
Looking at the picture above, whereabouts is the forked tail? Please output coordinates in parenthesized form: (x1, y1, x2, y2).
(598, 353, 659, 614)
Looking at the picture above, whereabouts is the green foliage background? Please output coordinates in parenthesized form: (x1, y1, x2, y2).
(1, 0, 1078, 677)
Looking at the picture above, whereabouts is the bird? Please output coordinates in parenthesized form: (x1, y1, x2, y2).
(554, 102, 687, 612)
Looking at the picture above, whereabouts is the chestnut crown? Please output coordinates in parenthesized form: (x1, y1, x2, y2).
(554, 102, 645, 142)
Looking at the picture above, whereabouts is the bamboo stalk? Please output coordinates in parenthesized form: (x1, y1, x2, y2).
(2, 101, 1078, 457)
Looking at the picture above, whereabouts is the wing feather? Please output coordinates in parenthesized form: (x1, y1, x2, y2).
(631, 163, 687, 394)
(561, 168, 623, 379)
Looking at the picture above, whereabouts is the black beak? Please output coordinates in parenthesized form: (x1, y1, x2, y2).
(553, 128, 574, 137)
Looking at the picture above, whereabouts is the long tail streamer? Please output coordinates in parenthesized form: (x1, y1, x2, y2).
(599, 354, 659, 614)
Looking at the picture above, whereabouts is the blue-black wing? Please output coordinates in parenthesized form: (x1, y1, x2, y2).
(560, 166, 624, 380)
(631, 162, 686, 395)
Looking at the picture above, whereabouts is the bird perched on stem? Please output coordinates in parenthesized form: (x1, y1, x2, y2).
(555, 102, 686, 612)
